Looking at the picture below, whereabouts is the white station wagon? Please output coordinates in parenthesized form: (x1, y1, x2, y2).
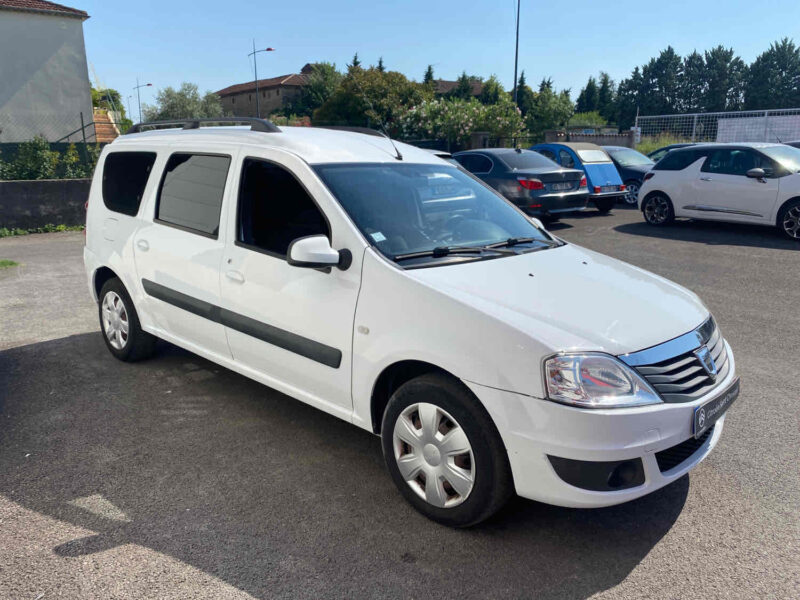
(638, 142, 800, 240)
(84, 118, 739, 526)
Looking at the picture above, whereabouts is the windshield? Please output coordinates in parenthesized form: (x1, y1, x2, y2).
(576, 149, 612, 163)
(500, 150, 559, 170)
(761, 145, 800, 172)
(314, 163, 554, 264)
(606, 147, 654, 167)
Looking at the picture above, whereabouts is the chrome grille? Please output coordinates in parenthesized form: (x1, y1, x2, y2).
(619, 317, 730, 403)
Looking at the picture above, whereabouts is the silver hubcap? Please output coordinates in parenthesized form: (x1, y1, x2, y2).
(625, 183, 640, 205)
(783, 206, 800, 239)
(102, 291, 129, 350)
(644, 196, 670, 224)
(392, 402, 475, 508)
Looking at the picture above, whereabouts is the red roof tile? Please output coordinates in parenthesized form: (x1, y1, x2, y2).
(434, 79, 483, 96)
(0, 0, 88, 18)
(215, 74, 307, 97)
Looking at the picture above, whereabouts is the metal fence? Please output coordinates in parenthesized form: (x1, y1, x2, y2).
(635, 108, 800, 145)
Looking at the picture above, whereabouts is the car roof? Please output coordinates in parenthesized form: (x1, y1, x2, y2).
(537, 142, 603, 151)
(602, 145, 637, 151)
(453, 148, 537, 156)
(109, 126, 443, 165)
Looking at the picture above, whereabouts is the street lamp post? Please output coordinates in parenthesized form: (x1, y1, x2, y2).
(512, 0, 521, 105)
(248, 42, 275, 118)
(127, 96, 133, 121)
(134, 78, 153, 123)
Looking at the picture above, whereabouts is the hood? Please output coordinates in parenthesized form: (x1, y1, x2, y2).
(407, 244, 708, 356)
(583, 162, 623, 186)
(623, 163, 654, 175)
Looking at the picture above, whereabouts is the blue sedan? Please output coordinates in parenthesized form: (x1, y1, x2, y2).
(530, 142, 626, 213)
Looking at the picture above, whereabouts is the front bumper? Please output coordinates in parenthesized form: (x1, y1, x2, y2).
(464, 341, 736, 508)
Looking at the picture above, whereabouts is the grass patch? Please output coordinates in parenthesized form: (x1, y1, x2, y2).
(635, 134, 694, 156)
(0, 259, 19, 269)
(0, 224, 84, 238)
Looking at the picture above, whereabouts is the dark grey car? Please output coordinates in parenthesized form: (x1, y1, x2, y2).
(452, 148, 588, 219)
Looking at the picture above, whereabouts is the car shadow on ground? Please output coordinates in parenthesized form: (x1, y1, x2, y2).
(0, 333, 689, 599)
(614, 218, 800, 250)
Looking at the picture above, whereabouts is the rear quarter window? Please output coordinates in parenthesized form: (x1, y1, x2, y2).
(101, 152, 157, 216)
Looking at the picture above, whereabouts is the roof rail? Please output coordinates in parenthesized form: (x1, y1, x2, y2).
(126, 117, 281, 134)
(315, 125, 386, 138)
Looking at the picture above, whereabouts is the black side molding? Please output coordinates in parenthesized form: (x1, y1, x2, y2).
(141, 279, 342, 368)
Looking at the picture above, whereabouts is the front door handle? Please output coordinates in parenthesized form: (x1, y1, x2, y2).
(225, 270, 245, 284)
(699, 177, 713, 181)
(136, 239, 149, 251)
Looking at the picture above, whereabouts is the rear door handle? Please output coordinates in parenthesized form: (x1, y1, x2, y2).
(136, 239, 149, 251)
(699, 177, 713, 181)
(225, 270, 245, 284)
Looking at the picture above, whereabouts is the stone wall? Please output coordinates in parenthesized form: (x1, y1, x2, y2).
(0, 179, 90, 229)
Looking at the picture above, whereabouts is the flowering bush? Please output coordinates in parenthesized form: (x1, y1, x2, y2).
(398, 95, 524, 148)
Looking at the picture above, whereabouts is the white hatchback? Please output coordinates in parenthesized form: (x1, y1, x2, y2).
(84, 118, 739, 526)
(638, 142, 800, 240)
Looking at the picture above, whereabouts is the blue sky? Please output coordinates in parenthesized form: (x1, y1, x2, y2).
(79, 0, 799, 114)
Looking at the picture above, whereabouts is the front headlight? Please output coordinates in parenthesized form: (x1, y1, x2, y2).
(543, 353, 662, 408)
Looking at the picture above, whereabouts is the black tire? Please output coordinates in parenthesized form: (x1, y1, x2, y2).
(594, 198, 615, 214)
(381, 373, 513, 527)
(777, 199, 800, 241)
(641, 193, 675, 226)
(98, 277, 157, 361)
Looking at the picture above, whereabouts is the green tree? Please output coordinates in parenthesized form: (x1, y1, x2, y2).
(2, 136, 60, 180)
(703, 45, 746, 111)
(449, 71, 475, 100)
(515, 71, 535, 117)
(314, 66, 432, 131)
(745, 38, 800, 109)
(615, 66, 644, 129)
(377, 57, 385, 73)
(679, 51, 706, 112)
(596, 72, 615, 121)
(479, 75, 505, 104)
(349, 52, 361, 70)
(526, 79, 573, 140)
(142, 83, 223, 121)
(568, 111, 607, 127)
(423, 65, 435, 85)
(575, 76, 598, 113)
(283, 62, 343, 117)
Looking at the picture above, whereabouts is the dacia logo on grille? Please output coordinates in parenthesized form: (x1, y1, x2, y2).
(694, 345, 717, 381)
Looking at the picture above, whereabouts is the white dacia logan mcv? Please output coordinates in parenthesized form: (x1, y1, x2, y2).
(84, 118, 739, 526)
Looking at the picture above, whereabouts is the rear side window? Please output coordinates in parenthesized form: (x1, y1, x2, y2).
(500, 150, 557, 170)
(455, 154, 493, 174)
(559, 149, 575, 168)
(101, 152, 157, 216)
(156, 153, 231, 237)
(654, 149, 705, 171)
(237, 158, 329, 257)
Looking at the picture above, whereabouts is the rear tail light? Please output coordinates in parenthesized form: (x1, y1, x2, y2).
(579, 176, 587, 188)
(593, 186, 601, 193)
(528, 203, 542, 208)
(644, 172, 655, 181)
(518, 177, 544, 190)
(619, 184, 626, 191)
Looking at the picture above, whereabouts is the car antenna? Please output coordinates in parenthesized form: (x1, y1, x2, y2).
(352, 73, 403, 161)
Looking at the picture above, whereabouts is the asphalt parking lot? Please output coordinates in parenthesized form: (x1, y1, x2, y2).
(1, 208, 798, 599)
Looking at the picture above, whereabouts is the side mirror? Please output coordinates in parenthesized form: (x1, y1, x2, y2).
(746, 167, 766, 179)
(287, 235, 351, 271)
(529, 217, 545, 229)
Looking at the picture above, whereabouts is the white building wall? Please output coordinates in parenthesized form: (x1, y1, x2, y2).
(0, 9, 93, 142)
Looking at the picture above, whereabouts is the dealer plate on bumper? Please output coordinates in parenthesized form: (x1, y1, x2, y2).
(693, 377, 740, 438)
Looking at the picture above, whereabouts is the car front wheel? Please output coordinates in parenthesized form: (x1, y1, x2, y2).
(381, 373, 513, 527)
(642, 193, 675, 226)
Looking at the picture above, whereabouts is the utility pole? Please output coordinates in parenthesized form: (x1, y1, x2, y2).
(134, 78, 152, 122)
(512, 0, 521, 105)
(248, 42, 276, 118)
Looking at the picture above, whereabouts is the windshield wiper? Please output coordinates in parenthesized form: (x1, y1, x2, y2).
(393, 245, 516, 261)
(484, 237, 562, 249)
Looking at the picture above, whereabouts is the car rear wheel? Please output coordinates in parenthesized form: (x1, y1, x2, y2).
(642, 193, 675, 226)
(98, 278, 157, 361)
(594, 198, 615, 213)
(778, 199, 800, 241)
(381, 373, 513, 527)
(623, 181, 640, 205)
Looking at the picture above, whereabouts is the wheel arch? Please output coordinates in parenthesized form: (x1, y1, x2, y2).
(93, 266, 120, 302)
(640, 189, 672, 212)
(775, 196, 800, 226)
(370, 360, 457, 434)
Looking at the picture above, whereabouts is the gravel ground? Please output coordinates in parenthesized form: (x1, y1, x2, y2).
(1, 211, 798, 600)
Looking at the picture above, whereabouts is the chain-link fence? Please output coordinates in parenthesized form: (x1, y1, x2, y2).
(635, 108, 800, 147)
(0, 110, 127, 144)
